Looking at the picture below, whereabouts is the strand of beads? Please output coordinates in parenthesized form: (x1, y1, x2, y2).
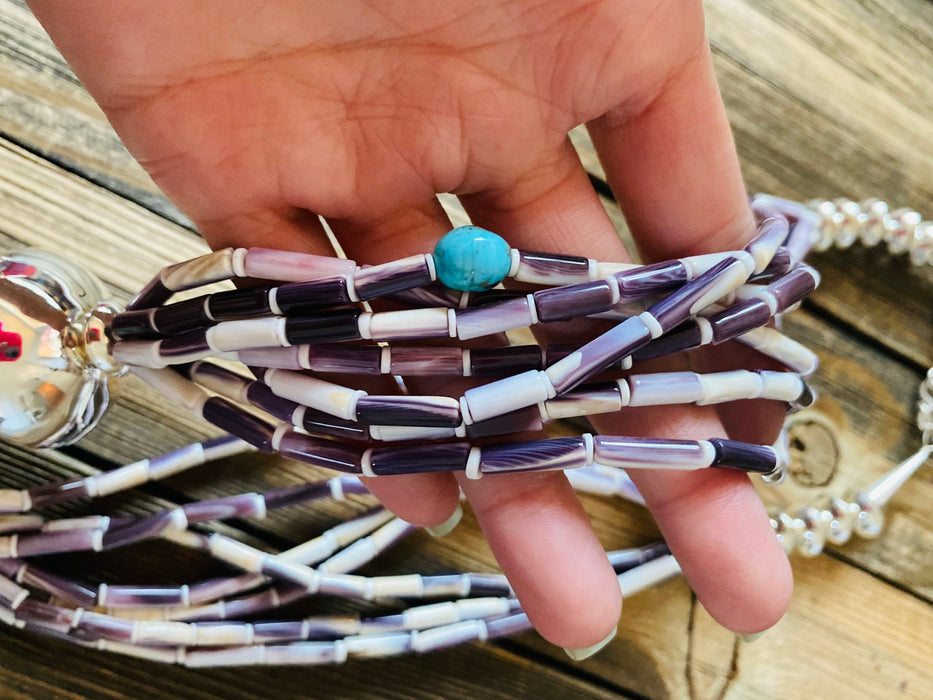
(750, 194, 933, 556)
(0, 437, 678, 667)
(0, 203, 824, 666)
(106, 212, 818, 482)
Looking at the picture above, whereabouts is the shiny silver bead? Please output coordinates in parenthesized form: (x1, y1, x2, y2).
(887, 208, 922, 254)
(775, 511, 806, 555)
(808, 199, 841, 251)
(770, 516, 788, 552)
(796, 506, 828, 557)
(909, 221, 933, 266)
(0, 250, 123, 447)
(832, 198, 863, 248)
(852, 494, 885, 539)
(918, 371, 933, 433)
(858, 198, 892, 246)
(827, 497, 860, 545)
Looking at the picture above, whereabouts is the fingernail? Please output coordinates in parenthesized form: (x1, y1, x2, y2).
(741, 630, 768, 643)
(563, 627, 616, 661)
(425, 504, 462, 538)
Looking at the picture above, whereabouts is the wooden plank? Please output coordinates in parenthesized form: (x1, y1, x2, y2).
(705, 0, 933, 368)
(0, 625, 627, 700)
(0, 0, 188, 226)
(514, 552, 933, 699)
(708, 0, 933, 204)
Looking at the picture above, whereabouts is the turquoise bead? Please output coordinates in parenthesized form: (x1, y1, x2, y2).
(433, 226, 512, 292)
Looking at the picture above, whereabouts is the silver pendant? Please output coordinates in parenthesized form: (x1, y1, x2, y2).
(758, 408, 930, 556)
(0, 249, 123, 448)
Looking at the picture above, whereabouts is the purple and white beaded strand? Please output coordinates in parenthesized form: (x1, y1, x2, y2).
(103, 213, 814, 483)
(749, 194, 932, 556)
(2, 199, 857, 667)
(0, 437, 679, 667)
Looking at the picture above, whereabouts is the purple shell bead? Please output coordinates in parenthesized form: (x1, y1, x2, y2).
(104, 587, 187, 608)
(284, 310, 363, 344)
(110, 310, 159, 339)
(367, 443, 471, 476)
(201, 398, 276, 452)
(709, 438, 777, 474)
(243, 247, 355, 281)
(27, 480, 90, 509)
(513, 249, 590, 284)
(615, 260, 687, 299)
(353, 255, 432, 300)
(533, 280, 616, 322)
(306, 345, 382, 374)
(470, 346, 543, 377)
(154, 303, 213, 340)
(709, 299, 771, 343)
(207, 287, 273, 320)
(275, 277, 351, 312)
(479, 437, 586, 474)
(390, 346, 463, 376)
(355, 396, 461, 428)
(19, 567, 96, 609)
(277, 431, 363, 474)
(768, 266, 818, 312)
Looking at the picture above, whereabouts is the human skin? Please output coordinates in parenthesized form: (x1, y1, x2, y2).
(28, 0, 793, 650)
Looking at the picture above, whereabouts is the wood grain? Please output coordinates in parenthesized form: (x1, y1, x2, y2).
(0, 0, 188, 226)
(0, 0, 931, 698)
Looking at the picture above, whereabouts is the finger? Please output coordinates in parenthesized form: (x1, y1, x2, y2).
(463, 137, 789, 636)
(458, 470, 621, 649)
(618, 403, 790, 634)
(459, 139, 631, 260)
(326, 200, 465, 529)
(586, 46, 792, 631)
(454, 140, 629, 649)
(587, 43, 755, 261)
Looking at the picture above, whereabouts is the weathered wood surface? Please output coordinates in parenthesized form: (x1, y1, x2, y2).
(0, 0, 931, 698)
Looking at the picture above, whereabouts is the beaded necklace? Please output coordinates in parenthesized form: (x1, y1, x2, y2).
(0, 194, 927, 666)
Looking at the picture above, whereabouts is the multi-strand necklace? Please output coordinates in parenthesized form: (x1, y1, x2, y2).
(0, 193, 927, 666)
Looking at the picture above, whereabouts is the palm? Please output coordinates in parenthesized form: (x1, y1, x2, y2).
(29, 0, 791, 650)
(48, 1, 703, 240)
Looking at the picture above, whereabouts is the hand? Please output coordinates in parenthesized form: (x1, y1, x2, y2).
(29, 0, 792, 650)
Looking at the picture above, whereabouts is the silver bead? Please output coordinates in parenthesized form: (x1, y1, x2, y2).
(887, 208, 922, 254)
(1, 250, 124, 447)
(852, 495, 885, 539)
(827, 497, 859, 545)
(832, 198, 863, 248)
(909, 221, 933, 266)
(918, 370, 933, 433)
(858, 198, 892, 246)
(796, 506, 828, 557)
(776, 511, 806, 555)
(808, 199, 841, 251)
(770, 516, 787, 551)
